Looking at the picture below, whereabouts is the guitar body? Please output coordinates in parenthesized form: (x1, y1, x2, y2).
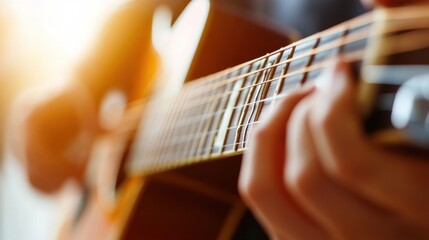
(122, 158, 245, 240)
(59, 1, 292, 239)
(119, 1, 292, 238)
(57, 2, 429, 239)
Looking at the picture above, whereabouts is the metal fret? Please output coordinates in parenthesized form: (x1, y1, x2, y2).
(211, 66, 249, 155)
(171, 81, 212, 161)
(196, 74, 232, 157)
(157, 27, 366, 163)
(288, 40, 317, 82)
(302, 37, 320, 84)
(128, 10, 380, 175)
(313, 28, 348, 65)
(160, 85, 193, 162)
(274, 39, 321, 97)
(163, 83, 204, 163)
(343, 23, 370, 57)
(233, 57, 268, 151)
(266, 53, 288, 99)
(221, 64, 251, 152)
(222, 63, 258, 152)
(153, 97, 174, 164)
(154, 93, 187, 165)
(184, 77, 224, 160)
(271, 47, 295, 109)
(239, 51, 283, 149)
(131, 91, 185, 171)
(197, 68, 245, 156)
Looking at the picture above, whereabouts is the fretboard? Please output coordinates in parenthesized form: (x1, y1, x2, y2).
(128, 5, 429, 176)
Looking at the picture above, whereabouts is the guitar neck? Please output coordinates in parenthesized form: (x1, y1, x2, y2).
(128, 5, 429, 176)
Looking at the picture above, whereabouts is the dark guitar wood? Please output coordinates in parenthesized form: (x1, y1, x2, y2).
(59, 1, 292, 239)
(128, 6, 429, 176)
(120, 1, 292, 239)
(59, 2, 429, 240)
(122, 5, 429, 240)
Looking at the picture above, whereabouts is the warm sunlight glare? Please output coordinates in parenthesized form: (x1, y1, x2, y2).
(1, 0, 128, 87)
(0, 1, 128, 240)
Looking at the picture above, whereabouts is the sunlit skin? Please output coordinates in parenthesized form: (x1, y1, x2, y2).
(239, 0, 429, 239)
(22, 0, 192, 193)
(22, 0, 429, 237)
(23, 0, 157, 192)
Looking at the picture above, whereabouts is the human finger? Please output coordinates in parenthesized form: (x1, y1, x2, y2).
(310, 59, 429, 226)
(285, 66, 409, 240)
(239, 87, 328, 239)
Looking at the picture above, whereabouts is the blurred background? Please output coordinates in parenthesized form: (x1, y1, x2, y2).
(0, 1, 129, 239)
(0, 0, 365, 239)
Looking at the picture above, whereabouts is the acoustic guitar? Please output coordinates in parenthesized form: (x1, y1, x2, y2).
(59, 1, 429, 239)
(57, 0, 290, 239)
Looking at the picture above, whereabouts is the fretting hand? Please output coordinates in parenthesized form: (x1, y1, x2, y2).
(239, 59, 429, 239)
(23, 83, 99, 193)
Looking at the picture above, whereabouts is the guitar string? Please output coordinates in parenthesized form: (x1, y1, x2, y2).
(179, 15, 429, 103)
(130, 15, 428, 158)
(184, 8, 382, 89)
(183, 28, 367, 99)
(130, 7, 429, 173)
(148, 86, 193, 164)
(122, 26, 429, 154)
(118, 31, 426, 159)
(132, 74, 329, 163)
(123, 43, 359, 137)
(135, 29, 429, 164)
(126, 9, 428, 113)
(123, 15, 429, 120)
(179, 21, 429, 111)
(135, 60, 429, 167)
(125, 15, 426, 126)
(184, 5, 429, 93)
(183, 11, 372, 87)
(72, 7, 429, 173)
(140, 25, 429, 156)
(163, 76, 323, 131)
